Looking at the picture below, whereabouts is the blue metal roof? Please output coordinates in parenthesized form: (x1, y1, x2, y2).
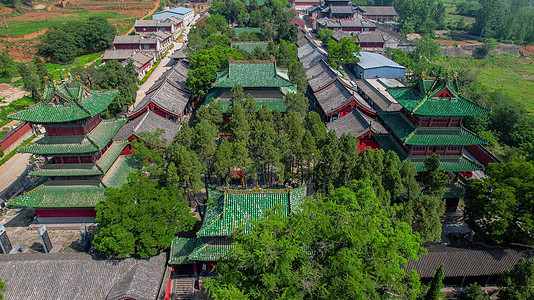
(153, 6, 194, 16)
(354, 52, 406, 70)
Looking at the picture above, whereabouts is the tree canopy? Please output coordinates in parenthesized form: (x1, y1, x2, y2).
(465, 157, 534, 245)
(498, 258, 534, 299)
(38, 17, 116, 63)
(205, 181, 426, 299)
(93, 173, 196, 258)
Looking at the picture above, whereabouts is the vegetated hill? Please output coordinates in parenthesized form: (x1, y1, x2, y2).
(436, 54, 534, 113)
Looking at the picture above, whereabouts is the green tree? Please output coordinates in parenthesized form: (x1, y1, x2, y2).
(168, 144, 204, 203)
(32, 56, 49, 85)
(425, 264, 444, 300)
(459, 283, 488, 300)
(94, 175, 196, 258)
(498, 258, 534, 300)
(205, 181, 425, 299)
(97, 60, 137, 116)
(0, 277, 5, 300)
(229, 100, 250, 142)
(327, 36, 360, 69)
(0, 51, 14, 78)
(285, 92, 308, 118)
(422, 154, 450, 197)
(214, 139, 234, 185)
(17, 64, 42, 101)
(465, 157, 534, 244)
(315, 131, 342, 192)
(193, 119, 219, 191)
(232, 140, 251, 188)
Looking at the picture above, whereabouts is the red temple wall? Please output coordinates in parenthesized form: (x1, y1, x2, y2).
(408, 145, 462, 156)
(0, 122, 32, 152)
(35, 208, 96, 218)
(465, 145, 499, 167)
(45, 115, 101, 136)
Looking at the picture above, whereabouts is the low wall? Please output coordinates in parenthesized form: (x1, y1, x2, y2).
(0, 122, 32, 152)
(441, 44, 520, 58)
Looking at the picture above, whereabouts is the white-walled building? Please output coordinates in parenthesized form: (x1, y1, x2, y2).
(153, 7, 195, 26)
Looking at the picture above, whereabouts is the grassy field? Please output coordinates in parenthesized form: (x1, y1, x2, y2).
(441, 0, 476, 27)
(436, 54, 534, 113)
(0, 96, 36, 129)
(44, 51, 104, 77)
(0, 10, 136, 36)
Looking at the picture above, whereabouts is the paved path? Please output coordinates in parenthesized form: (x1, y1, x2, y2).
(0, 153, 31, 193)
(131, 14, 198, 110)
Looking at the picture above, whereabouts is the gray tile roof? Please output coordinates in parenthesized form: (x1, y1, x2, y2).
(406, 245, 534, 279)
(147, 61, 190, 94)
(0, 252, 166, 300)
(355, 5, 398, 16)
(331, 5, 354, 14)
(327, 109, 371, 137)
(134, 19, 158, 27)
(356, 32, 386, 44)
(313, 78, 355, 115)
(103, 49, 135, 60)
(114, 35, 158, 45)
(140, 31, 172, 42)
(130, 52, 155, 68)
(306, 60, 338, 92)
(300, 48, 328, 69)
(115, 110, 180, 146)
(131, 79, 190, 117)
(297, 40, 317, 59)
(355, 79, 402, 112)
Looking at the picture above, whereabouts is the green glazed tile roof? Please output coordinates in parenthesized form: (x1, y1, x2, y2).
(102, 155, 142, 188)
(188, 237, 234, 261)
(169, 237, 197, 265)
(234, 27, 262, 35)
(216, 98, 288, 113)
(379, 112, 486, 146)
(375, 133, 484, 172)
(373, 134, 408, 160)
(197, 186, 306, 237)
(386, 78, 490, 117)
(231, 42, 269, 53)
(19, 119, 127, 155)
(443, 182, 467, 199)
(212, 61, 294, 88)
(29, 141, 128, 177)
(410, 155, 484, 172)
(8, 180, 106, 208)
(9, 81, 118, 123)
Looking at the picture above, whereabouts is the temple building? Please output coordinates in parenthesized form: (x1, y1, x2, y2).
(7, 78, 137, 223)
(128, 61, 191, 122)
(169, 186, 307, 274)
(375, 70, 491, 173)
(205, 58, 297, 113)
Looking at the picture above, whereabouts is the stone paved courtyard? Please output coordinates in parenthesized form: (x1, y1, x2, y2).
(0, 208, 88, 253)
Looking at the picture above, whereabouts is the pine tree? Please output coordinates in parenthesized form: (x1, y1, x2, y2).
(422, 154, 450, 197)
(425, 264, 444, 300)
(214, 139, 234, 186)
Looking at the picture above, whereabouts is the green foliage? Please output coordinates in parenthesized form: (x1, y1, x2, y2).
(205, 181, 425, 299)
(17, 64, 42, 101)
(95, 60, 137, 117)
(498, 258, 534, 300)
(285, 92, 308, 117)
(395, 0, 446, 34)
(214, 139, 234, 185)
(465, 157, 534, 244)
(38, 17, 116, 63)
(425, 264, 444, 300)
(168, 144, 204, 201)
(94, 175, 196, 259)
(472, 0, 534, 44)
(327, 36, 360, 69)
(0, 277, 4, 300)
(422, 154, 450, 197)
(459, 283, 488, 300)
(0, 52, 14, 78)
